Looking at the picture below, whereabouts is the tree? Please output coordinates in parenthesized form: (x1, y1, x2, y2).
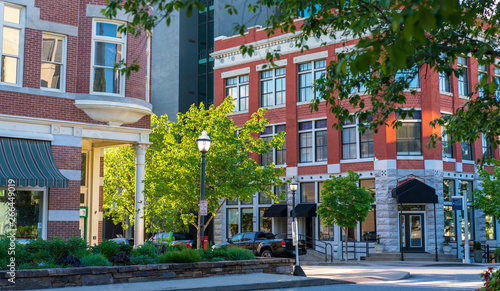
(473, 163, 500, 218)
(317, 170, 374, 262)
(145, 96, 285, 248)
(104, 0, 500, 160)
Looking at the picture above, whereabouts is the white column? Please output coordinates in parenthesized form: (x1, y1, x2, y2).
(134, 143, 148, 247)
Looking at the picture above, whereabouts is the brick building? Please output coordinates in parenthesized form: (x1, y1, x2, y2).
(0, 0, 151, 247)
(211, 24, 500, 259)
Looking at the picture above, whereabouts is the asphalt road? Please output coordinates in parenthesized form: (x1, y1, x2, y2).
(258, 264, 488, 291)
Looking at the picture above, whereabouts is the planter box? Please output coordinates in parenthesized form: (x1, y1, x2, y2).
(0, 258, 294, 290)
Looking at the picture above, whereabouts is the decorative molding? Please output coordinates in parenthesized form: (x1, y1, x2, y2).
(51, 124, 61, 135)
(293, 51, 328, 64)
(327, 164, 340, 174)
(48, 210, 79, 222)
(256, 60, 288, 71)
(0, 129, 53, 141)
(133, 143, 149, 155)
(74, 100, 152, 126)
(73, 127, 83, 137)
(221, 67, 251, 79)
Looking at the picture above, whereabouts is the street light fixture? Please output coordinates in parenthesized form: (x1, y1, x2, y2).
(197, 130, 211, 249)
(290, 180, 306, 276)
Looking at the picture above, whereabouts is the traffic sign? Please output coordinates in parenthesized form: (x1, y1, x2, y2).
(199, 200, 208, 216)
(452, 196, 463, 211)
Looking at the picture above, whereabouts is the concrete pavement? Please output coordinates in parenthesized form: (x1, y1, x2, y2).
(27, 261, 497, 291)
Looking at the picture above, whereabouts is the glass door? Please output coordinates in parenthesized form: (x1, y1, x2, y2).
(400, 213, 425, 252)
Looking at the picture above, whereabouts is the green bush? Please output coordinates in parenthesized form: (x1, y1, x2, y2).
(119, 244, 133, 256)
(0, 258, 8, 269)
(66, 237, 88, 257)
(494, 247, 500, 262)
(81, 254, 112, 267)
(93, 240, 120, 259)
(225, 247, 255, 260)
(18, 261, 62, 270)
(130, 255, 157, 265)
(24, 239, 51, 263)
(200, 248, 230, 261)
(132, 242, 157, 258)
(478, 267, 499, 291)
(159, 248, 201, 263)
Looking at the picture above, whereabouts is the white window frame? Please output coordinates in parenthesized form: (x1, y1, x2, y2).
(260, 67, 286, 108)
(225, 74, 249, 112)
(396, 111, 423, 157)
(341, 117, 374, 161)
(457, 56, 469, 98)
(41, 32, 66, 92)
(441, 126, 454, 160)
(260, 123, 286, 166)
(297, 59, 326, 102)
(478, 63, 488, 98)
(90, 19, 126, 96)
(482, 134, 493, 159)
(0, 186, 48, 240)
(0, 2, 24, 86)
(298, 119, 327, 164)
(395, 67, 420, 89)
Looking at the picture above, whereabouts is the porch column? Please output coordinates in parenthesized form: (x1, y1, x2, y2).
(134, 143, 148, 247)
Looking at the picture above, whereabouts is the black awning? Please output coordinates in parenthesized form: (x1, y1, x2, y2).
(292, 203, 317, 217)
(0, 138, 69, 188)
(391, 179, 437, 204)
(263, 204, 287, 217)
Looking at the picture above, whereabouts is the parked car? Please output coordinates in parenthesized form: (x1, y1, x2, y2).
(148, 232, 197, 248)
(108, 237, 130, 245)
(213, 232, 307, 258)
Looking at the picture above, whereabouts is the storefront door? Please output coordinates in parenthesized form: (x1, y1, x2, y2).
(400, 213, 425, 252)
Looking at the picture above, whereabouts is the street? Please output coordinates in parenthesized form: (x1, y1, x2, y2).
(258, 264, 488, 291)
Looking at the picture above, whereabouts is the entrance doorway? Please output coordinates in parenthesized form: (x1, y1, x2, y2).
(400, 213, 425, 252)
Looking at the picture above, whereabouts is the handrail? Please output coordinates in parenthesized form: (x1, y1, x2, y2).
(287, 234, 334, 262)
(339, 240, 372, 261)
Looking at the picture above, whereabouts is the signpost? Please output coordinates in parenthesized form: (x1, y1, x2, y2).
(462, 191, 470, 263)
(292, 220, 298, 246)
(199, 200, 208, 216)
(451, 196, 463, 211)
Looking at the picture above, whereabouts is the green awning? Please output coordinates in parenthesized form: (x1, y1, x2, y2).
(0, 138, 69, 188)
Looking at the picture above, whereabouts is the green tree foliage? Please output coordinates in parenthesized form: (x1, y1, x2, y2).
(318, 170, 374, 261)
(146, 97, 285, 248)
(103, 146, 136, 228)
(473, 163, 500, 218)
(104, 0, 500, 162)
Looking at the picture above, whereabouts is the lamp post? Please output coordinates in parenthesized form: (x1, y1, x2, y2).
(197, 130, 211, 250)
(290, 180, 306, 276)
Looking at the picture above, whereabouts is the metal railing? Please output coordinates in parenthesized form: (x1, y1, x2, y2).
(287, 234, 334, 262)
(339, 240, 372, 260)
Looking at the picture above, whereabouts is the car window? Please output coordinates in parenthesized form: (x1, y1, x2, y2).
(256, 233, 267, 240)
(242, 233, 254, 241)
(266, 233, 275, 239)
(231, 233, 244, 242)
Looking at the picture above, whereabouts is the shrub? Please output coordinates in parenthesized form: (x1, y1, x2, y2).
(0, 258, 8, 270)
(478, 267, 499, 291)
(200, 248, 230, 262)
(66, 237, 88, 257)
(93, 240, 120, 259)
(24, 239, 51, 263)
(56, 255, 83, 268)
(119, 244, 133, 256)
(225, 247, 255, 261)
(159, 248, 201, 263)
(109, 252, 130, 266)
(475, 241, 482, 251)
(494, 248, 500, 262)
(80, 254, 112, 267)
(47, 237, 70, 258)
(132, 242, 157, 258)
(130, 255, 157, 265)
(18, 261, 62, 270)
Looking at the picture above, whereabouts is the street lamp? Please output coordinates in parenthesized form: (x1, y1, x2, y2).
(290, 180, 305, 276)
(197, 130, 211, 249)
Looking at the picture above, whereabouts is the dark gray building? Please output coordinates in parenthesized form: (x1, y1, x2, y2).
(151, 0, 275, 121)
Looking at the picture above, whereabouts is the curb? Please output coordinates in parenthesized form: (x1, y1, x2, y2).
(171, 278, 352, 291)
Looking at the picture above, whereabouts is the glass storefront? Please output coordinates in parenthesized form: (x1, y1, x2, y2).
(0, 189, 45, 240)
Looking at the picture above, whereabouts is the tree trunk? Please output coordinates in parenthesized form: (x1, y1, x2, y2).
(344, 227, 348, 263)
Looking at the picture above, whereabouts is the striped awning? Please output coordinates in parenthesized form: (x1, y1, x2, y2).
(0, 138, 69, 188)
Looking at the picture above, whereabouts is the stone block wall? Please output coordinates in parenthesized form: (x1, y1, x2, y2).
(0, 258, 294, 290)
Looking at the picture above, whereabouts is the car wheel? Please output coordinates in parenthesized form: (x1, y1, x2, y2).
(261, 249, 273, 258)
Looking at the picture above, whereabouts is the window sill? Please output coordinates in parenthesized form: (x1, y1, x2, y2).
(91, 91, 124, 97)
(340, 158, 374, 163)
(462, 160, 475, 164)
(260, 104, 286, 110)
(396, 156, 424, 160)
(402, 88, 421, 92)
(41, 87, 64, 93)
(442, 158, 456, 163)
(296, 100, 314, 106)
(228, 110, 249, 116)
(440, 91, 453, 96)
(459, 95, 470, 100)
(298, 161, 327, 167)
(347, 92, 370, 97)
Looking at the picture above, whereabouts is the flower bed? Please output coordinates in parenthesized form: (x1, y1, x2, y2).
(0, 258, 294, 290)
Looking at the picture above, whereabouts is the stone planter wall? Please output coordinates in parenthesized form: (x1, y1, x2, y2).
(0, 258, 293, 290)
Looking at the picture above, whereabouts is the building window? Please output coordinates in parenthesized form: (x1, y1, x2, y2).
(443, 179, 455, 240)
(461, 141, 473, 161)
(260, 125, 286, 166)
(259, 207, 272, 233)
(0, 189, 47, 240)
(241, 208, 253, 232)
(396, 111, 422, 156)
(361, 206, 377, 241)
(300, 182, 315, 203)
(226, 75, 249, 112)
(461, 180, 474, 241)
(261, 67, 285, 107)
(457, 56, 469, 96)
(478, 64, 488, 98)
(442, 128, 454, 159)
(298, 59, 326, 102)
(439, 71, 451, 93)
(482, 134, 493, 159)
(299, 119, 327, 163)
(226, 208, 239, 238)
(341, 117, 374, 160)
(485, 216, 496, 240)
(92, 21, 125, 95)
(495, 66, 500, 100)
(41, 33, 65, 90)
(395, 67, 420, 88)
(0, 3, 23, 85)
